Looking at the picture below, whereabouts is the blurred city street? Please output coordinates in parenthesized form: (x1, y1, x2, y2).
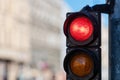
(0, 0, 108, 80)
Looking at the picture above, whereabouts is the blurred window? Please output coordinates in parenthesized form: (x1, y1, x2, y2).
(0, 61, 6, 80)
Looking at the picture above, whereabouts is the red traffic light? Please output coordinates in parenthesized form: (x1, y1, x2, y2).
(70, 16, 94, 42)
(63, 6, 101, 80)
(63, 12, 98, 46)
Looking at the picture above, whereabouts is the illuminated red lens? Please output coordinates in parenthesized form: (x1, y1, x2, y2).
(70, 17, 94, 42)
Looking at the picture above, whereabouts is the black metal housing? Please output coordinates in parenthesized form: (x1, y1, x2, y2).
(64, 48, 101, 80)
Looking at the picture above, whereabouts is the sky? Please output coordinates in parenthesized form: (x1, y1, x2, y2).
(64, 0, 106, 11)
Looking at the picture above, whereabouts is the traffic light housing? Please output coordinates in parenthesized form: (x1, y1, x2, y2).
(63, 6, 101, 80)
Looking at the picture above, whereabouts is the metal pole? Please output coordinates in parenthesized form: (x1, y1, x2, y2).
(109, 0, 120, 80)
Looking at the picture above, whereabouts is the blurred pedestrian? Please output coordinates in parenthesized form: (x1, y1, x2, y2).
(55, 70, 66, 80)
(40, 62, 54, 80)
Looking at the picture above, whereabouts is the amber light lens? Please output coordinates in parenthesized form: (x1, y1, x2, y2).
(70, 53, 94, 77)
(70, 17, 93, 42)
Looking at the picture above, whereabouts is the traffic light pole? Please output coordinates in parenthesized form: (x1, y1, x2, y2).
(109, 0, 120, 80)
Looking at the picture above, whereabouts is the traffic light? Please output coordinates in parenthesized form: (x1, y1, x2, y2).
(63, 6, 101, 80)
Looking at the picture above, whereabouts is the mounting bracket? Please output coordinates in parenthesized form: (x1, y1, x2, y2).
(92, 0, 115, 14)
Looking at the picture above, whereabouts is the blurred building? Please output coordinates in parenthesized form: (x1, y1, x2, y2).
(0, 0, 63, 80)
(29, 0, 62, 71)
(0, 0, 31, 80)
